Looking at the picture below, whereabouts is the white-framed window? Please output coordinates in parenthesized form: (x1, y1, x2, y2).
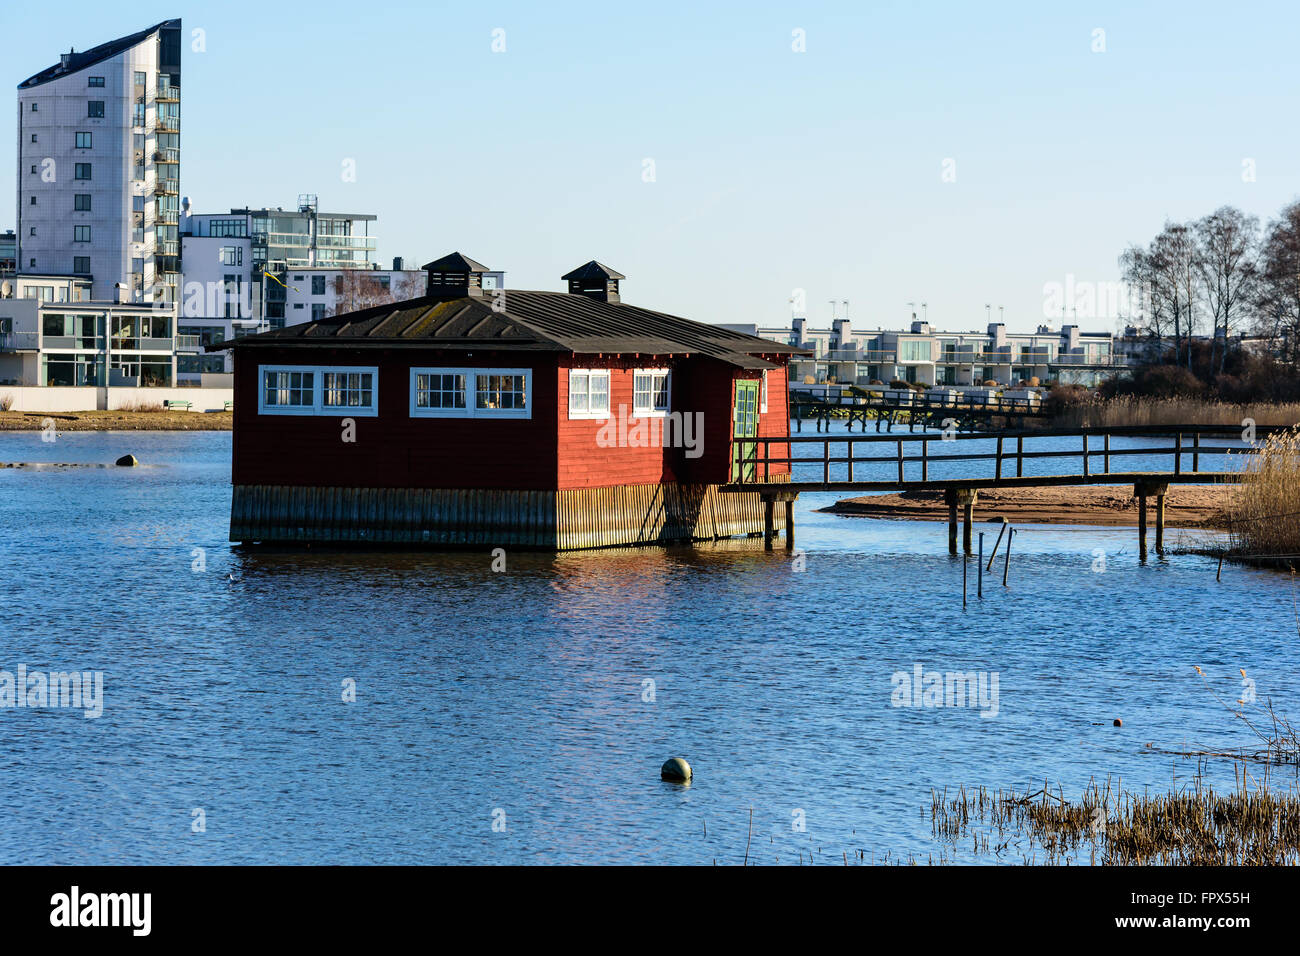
(633, 368, 671, 417)
(322, 370, 377, 412)
(568, 369, 611, 419)
(411, 369, 469, 417)
(258, 365, 378, 416)
(760, 370, 769, 414)
(409, 367, 531, 419)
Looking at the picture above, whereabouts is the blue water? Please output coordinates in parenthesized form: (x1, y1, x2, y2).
(0, 428, 1293, 865)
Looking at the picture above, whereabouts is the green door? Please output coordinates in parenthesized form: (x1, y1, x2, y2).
(732, 380, 759, 481)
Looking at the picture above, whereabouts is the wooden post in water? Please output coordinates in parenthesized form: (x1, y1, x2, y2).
(1155, 491, 1166, 554)
(763, 496, 775, 551)
(963, 549, 968, 608)
(1137, 485, 1148, 563)
(784, 497, 795, 551)
(959, 489, 977, 555)
(978, 532, 984, 598)
(946, 488, 959, 555)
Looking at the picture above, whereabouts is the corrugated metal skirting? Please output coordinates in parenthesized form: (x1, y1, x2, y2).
(230, 481, 790, 551)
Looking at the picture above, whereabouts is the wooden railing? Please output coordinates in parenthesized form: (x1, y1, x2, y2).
(728, 424, 1285, 488)
(791, 391, 1047, 414)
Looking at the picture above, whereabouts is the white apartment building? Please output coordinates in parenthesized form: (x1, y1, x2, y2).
(16, 19, 183, 305)
(725, 316, 1125, 388)
(0, 275, 176, 387)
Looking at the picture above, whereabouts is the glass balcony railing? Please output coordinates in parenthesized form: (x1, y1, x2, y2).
(1, 332, 40, 351)
(314, 234, 378, 249)
(823, 349, 896, 362)
(153, 148, 180, 163)
(1051, 353, 1125, 366)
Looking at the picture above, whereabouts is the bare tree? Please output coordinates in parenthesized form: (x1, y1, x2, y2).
(1138, 222, 1200, 368)
(328, 272, 403, 316)
(1119, 244, 1169, 361)
(1194, 206, 1259, 375)
(1256, 201, 1300, 366)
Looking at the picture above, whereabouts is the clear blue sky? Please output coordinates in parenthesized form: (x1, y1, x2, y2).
(5, 0, 1298, 332)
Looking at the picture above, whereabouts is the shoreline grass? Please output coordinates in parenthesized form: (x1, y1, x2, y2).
(1049, 395, 1300, 429)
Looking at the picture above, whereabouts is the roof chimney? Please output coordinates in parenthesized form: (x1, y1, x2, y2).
(562, 260, 624, 303)
(422, 251, 489, 298)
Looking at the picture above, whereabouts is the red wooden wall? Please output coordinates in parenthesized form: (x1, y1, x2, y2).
(231, 346, 793, 490)
(231, 346, 560, 490)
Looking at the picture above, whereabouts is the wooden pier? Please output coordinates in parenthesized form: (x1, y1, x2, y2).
(726, 424, 1281, 561)
(791, 391, 1049, 434)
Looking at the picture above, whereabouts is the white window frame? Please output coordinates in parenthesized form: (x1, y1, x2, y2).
(632, 368, 671, 418)
(760, 370, 769, 414)
(568, 368, 611, 420)
(409, 367, 471, 418)
(409, 367, 532, 419)
(258, 364, 379, 416)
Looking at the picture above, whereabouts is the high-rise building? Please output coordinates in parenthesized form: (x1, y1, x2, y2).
(16, 19, 182, 304)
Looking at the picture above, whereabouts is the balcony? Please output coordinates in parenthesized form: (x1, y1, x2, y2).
(939, 351, 1015, 364)
(821, 348, 898, 362)
(154, 117, 180, 133)
(1050, 353, 1128, 367)
(0, 332, 40, 352)
(155, 181, 179, 196)
(176, 334, 201, 350)
(110, 337, 175, 352)
(153, 148, 180, 164)
(314, 234, 378, 250)
(155, 84, 180, 103)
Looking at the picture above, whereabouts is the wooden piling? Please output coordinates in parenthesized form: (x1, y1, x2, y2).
(1137, 490, 1148, 562)
(785, 499, 795, 551)
(1155, 491, 1166, 555)
(946, 488, 959, 555)
(763, 496, 775, 551)
(959, 489, 977, 555)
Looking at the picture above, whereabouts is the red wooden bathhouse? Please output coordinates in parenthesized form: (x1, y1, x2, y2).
(211, 253, 805, 549)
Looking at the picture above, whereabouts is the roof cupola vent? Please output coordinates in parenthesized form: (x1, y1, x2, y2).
(562, 260, 625, 303)
(422, 251, 490, 298)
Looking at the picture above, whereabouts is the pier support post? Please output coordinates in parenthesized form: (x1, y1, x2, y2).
(1136, 485, 1148, 563)
(1155, 490, 1166, 555)
(958, 489, 978, 555)
(946, 488, 959, 555)
(763, 496, 775, 551)
(1135, 480, 1167, 562)
(784, 498, 795, 551)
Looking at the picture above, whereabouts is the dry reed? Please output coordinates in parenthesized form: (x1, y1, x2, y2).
(1052, 396, 1300, 429)
(1226, 430, 1300, 557)
(930, 770, 1300, 865)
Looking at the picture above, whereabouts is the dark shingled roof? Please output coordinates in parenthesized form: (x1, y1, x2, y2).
(420, 251, 490, 273)
(562, 260, 625, 281)
(211, 290, 807, 368)
(18, 20, 180, 90)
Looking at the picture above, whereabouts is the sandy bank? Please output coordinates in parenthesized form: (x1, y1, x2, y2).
(822, 484, 1236, 528)
(0, 410, 232, 431)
